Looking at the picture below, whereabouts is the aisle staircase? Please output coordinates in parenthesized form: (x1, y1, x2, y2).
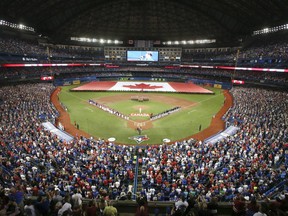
(132, 149, 147, 199)
(136, 163, 143, 194)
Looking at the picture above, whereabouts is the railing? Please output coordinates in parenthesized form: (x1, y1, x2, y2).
(132, 149, 139, 200)
(263, 180, 287, 198)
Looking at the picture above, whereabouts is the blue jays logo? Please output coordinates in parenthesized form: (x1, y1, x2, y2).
(128, 135, 149, 144)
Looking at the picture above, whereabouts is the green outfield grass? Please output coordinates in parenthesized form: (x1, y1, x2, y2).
(59, 85, 225, 144)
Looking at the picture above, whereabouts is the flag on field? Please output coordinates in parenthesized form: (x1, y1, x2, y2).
(72, 81, 214, 94)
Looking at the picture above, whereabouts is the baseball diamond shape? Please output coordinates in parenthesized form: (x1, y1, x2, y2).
(58, 86, 225, 144)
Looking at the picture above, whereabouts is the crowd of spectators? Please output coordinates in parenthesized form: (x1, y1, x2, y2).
(1, 23, 288, 216)
(239, 42, 288, 60)
(182, 49, 236, 61)
(0, 82, 287, 215)
(137, 87, 287, 204)
(0, 83, 137, 215)
(1, 35, 288, 68)
(181, 42, 288, 64)
(0, 37, 47, 56)
(0, 36, 104, 60)
(1, 64, 287, 86)
(0, 67, 132, 80)
(174, 69, 288, 84)
(0, 67, 54, 80)
(1, 35, 288, 84)
(0, 84, 288, 206)
(48, 46, 103, 59)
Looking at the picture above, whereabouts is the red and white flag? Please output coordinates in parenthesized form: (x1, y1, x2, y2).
(72, 81, 213, 94)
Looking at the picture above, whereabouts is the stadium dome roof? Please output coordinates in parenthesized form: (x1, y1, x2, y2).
(1, 0, 288, 42)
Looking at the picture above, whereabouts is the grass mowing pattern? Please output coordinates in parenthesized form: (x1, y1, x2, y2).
(59, 85, 225, 144)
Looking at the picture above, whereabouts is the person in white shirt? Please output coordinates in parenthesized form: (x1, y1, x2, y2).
(140, 52, 154, 61)
(71, 189, 82, 208)
(58, 195, 72, 216)
(175, 195, 189, 210)
(24, 199, 37, 216)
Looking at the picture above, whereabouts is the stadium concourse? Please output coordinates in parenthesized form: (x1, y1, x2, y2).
(0, 82, 287, 215)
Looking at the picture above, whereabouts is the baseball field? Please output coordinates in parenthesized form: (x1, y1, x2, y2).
(57, 82, 226, 145)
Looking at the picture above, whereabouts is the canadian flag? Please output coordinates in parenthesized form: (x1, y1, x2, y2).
(110, 82, 174, 92)
(72, 81, 213, 94)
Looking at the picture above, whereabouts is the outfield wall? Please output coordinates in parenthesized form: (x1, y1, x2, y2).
(54, 75, 98, 86)
(188, 78, 232, 89)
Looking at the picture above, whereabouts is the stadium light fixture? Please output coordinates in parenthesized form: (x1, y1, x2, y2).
(71, 37, 122, 44)
(163, 39, 215, 45)
(253, 23, 288, 35)
(0, 19, 34, 32)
